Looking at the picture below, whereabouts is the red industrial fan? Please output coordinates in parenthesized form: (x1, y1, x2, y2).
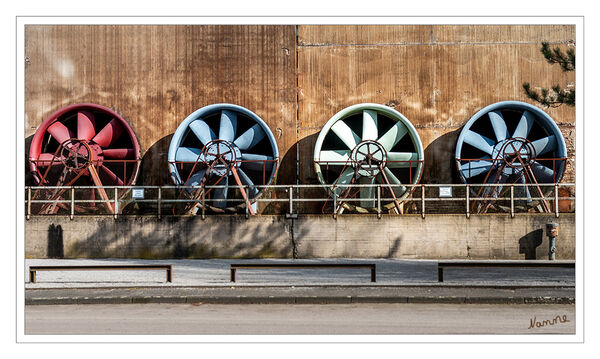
(28, 103, 140, 214)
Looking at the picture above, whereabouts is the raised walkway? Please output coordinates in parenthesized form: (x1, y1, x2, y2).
(24, 258, 575, 305)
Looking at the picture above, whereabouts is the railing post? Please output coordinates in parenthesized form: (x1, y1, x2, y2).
(114, 188, 118, 219)
(157, 186, 162, 220)
(288, 186, 293, 215)
(377, 185, 381, 219)
(510, 185, 514, 218)
(421, 184, 425, 219)
(333, 193, 337, 220)
(201, 188, 206, 220)
(245, 186, 249, 219)
(27, 187, 31, 220)
(70, 187, 74, 220)
(555, 184, 560, 218)
(466, 184, 470, 219)
(166, 265, 172, 283)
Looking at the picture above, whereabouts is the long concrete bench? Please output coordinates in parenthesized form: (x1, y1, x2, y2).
(230, 263, 376, 283)
(28, 264, 173, 283)
(437, 260, 575, 282)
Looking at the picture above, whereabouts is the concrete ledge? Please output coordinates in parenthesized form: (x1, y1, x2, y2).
(25, 213, 575, 259)
(25, 295, 575, 306)
(25, 286, 575, 305)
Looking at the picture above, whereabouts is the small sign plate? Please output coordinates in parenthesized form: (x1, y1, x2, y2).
(439, 186, 452, 198)
(132, 188, 144, 200)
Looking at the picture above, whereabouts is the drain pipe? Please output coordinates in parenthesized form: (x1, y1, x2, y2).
(546, 222, 559, 260)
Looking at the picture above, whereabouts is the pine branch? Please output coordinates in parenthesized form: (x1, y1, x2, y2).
(522, 82, 575, 108)
(522, 42, 575, 108)
(540, 42, 575, 72)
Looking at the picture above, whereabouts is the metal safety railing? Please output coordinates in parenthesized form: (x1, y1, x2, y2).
(24, 183, 575, 219)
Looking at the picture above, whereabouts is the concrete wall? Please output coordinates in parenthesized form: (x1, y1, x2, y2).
(25, 214, 575, 260)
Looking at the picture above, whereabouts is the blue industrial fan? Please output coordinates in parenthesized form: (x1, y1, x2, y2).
(455, 101, 567, 213)
(168, 104, 279, 213)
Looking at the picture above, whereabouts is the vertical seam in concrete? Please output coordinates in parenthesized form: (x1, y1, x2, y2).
(430, 25, 435, 44)
(295, 25, 300, 186)
(290, 218, 298, 259)
(292, 25, 300, 259)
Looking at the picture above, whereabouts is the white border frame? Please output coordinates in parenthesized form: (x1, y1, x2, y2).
(15, 15, 584, 345)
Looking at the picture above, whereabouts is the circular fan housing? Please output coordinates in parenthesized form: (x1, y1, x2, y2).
(313, 103, 424, 212)
(168, 103, 279, 211)
(29, 103, 141, 188)
(455, 101, 567, 206)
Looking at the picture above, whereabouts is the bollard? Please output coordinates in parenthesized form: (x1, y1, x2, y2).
(546, 222, 559, 260)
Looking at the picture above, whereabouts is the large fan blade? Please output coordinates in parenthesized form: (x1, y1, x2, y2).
(103, 148, 136, 160)
(189, 119, 215, 146)
(378, 121, 408, 151)
(175, 147, 203, 162)
(382, 167, 407, 196)
(530, 161, 556, 183)
(35, 153, 63, 167)
(234, 123, 266, 151)
(489, 111, 508, 142)
(362, 110, 378, 141)
(531, 135, 557, 156)
(77, 111, 96, 141)
(512, 110, 535, 139)
(92, 118, 124, 148)
(332, 167, 355, 196)
(211, 175, 228, 208)
(386, 152, 419, 168)
(47, 121, 73, 145)
(483, 170, 508, 198)
(331, 120, 361, 150)
(98, 165, 124, 186)
(238, 168, 259, 197)
(359, 175, 376, 208)
(319, 150, 351, 164)
(463, 130, 495, 155)
(516, 174, 532, 203)
(219, 110, 237, 142)
(240, 153, 275, 172)
(459, 160, 493, 178)
(185, 168, 207, 187)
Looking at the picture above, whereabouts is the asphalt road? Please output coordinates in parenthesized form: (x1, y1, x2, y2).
(25, 303, 575, 335)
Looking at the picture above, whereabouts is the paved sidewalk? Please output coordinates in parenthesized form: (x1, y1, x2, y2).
(24, 258, 575, 305)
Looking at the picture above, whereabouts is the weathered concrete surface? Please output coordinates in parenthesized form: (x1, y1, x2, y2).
(25, 25, 576, 193)
(25, 214, 574, 259)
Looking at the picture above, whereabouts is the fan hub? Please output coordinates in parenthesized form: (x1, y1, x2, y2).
(203, 140, 241, 177)
(492, 138, 535, 175)
(352, 140, 387, 177)
(59, 139, 104, 170)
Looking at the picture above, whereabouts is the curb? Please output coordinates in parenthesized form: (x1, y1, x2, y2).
(25, 295, 575, 305)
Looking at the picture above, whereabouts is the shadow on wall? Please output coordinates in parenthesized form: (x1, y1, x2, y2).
(518, 229, 543, 260)
(422, 129, 461, 184)
(258, 132, 299, 214)
(65, 216, 293, 259)
(25, 135, 35, 186)
(262, 132, 323, 214)
(64, 215, 394, 260)
(138, 133, 174, 186)
(47, 224, 64, 258)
